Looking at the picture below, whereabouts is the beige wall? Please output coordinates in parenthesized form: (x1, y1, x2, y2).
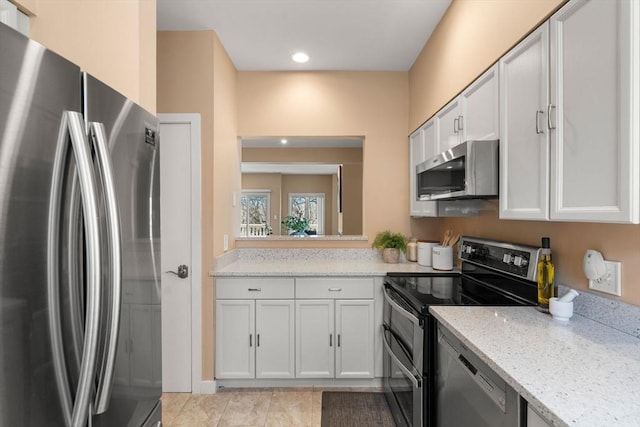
(238, 72, 409, 243)
(242, 173, 283, 235)
(408, 0, 640, 307)
(157, 30, 239, 380)
(24, 0, 157, 113)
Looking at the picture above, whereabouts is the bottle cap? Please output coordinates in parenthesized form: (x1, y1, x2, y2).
(541, 237, 550, 248)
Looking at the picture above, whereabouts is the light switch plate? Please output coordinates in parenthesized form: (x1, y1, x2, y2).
(588, 260, 621, 296)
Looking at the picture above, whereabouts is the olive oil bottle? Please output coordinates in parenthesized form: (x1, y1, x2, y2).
(537, 237, 555, 312)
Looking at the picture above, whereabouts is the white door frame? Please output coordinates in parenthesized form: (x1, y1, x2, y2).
(158, 113, 202, 393)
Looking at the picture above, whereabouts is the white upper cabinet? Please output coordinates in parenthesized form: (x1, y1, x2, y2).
(500, 0, 639, 224)
(436, 97, 463, 152)
(499, 23, 550, 220)
(549, 0, 639, 223)
(409, 121, 438, 217)
(461, 64, 500, 142)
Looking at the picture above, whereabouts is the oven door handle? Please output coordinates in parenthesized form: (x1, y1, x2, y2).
(383, 287, 421, 326)
(382, 330, 421, 389)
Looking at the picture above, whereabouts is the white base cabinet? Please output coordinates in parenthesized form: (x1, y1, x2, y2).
(215, 277, 375, 381)
(215, 278, 295, 380)
(295, 277, 375, 379)
(295, 299, 374, 379)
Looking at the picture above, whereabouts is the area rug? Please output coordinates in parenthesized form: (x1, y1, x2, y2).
(321, 392, 396, 427)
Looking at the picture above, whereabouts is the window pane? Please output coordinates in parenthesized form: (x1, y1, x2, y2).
(240, 192, 270, 237)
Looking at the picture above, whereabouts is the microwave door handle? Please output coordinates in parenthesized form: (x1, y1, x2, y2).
(383, 287, 420, 326)
(382, 331, 421, 389)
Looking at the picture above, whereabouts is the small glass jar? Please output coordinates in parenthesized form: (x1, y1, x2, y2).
(406, 237, 418, 262)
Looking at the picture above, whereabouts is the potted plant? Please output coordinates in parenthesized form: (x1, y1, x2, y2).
(281, 214, 310, 236)
(372, 230, 407, 263)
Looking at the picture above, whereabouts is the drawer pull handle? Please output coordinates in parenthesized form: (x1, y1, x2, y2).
(248, 288, 261, 292)
(328, 288, 342, 292)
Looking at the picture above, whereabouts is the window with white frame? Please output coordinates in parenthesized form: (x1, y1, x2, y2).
(240, 191, 271, 237)
(289, 193, 324, 235)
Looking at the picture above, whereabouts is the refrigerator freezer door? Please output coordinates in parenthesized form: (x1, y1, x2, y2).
(83, 73, 162, 427)
(0, 22, 82, 426)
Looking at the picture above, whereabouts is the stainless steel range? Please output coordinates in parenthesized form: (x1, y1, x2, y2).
(382, 236, 542, 427)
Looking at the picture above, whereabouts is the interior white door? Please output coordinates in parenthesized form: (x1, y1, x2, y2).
(160, 119, 193, 392)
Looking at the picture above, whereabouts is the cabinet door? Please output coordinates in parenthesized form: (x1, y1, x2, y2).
(255, 300, 295, 379)
(335, 300, 374, 379)
(436, 98, 462, 152)
(461, 64, 499, 141)
(295, 300, 334, 378)
(549, 0, 639, 223)
(409, 122, 438, 217)
(499, 23, 550, 220)
(215, 300, 255, 379)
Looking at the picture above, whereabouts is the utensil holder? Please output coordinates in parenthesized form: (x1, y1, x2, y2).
(432, 246, 453, 271)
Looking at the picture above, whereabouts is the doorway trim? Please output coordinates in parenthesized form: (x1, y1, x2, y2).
(158, 113, 202, 393)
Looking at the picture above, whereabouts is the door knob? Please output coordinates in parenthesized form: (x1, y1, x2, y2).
(166, 264, 189, 279)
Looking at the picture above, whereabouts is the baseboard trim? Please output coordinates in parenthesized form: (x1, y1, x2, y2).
(216, 378, 382, 390)
(198, 380, 218, 394)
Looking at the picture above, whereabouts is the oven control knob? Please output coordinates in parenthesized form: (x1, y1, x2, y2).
(502, 253, 513, 264)
(514, 256, 528, 267)
(466, 246, 475, 254)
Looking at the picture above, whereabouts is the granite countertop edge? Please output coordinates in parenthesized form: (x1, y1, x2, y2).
(429, 306, 640, 427)
(210, 259, 452, 277)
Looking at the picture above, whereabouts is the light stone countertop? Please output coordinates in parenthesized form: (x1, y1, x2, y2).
(430, 306, 640, 427)
(212, 259, 449, 276)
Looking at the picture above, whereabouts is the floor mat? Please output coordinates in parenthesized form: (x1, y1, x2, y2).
(321, 392, 396, 427)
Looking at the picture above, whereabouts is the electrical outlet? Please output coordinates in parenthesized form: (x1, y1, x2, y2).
(589, 260, 621, 296)
(223, 234, 229, 252)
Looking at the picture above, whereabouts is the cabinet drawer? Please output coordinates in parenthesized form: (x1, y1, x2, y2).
(216, 278, 295, 299)
(296, 277, 374, 299)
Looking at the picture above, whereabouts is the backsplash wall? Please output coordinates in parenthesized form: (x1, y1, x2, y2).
(412, 201, 640, 307)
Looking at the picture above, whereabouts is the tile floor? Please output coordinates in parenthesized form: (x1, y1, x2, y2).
(162, 387, 382, 427)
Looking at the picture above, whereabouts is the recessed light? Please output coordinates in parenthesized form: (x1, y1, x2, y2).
(291, 52, 309, 63)
(281, 139, 288, 144)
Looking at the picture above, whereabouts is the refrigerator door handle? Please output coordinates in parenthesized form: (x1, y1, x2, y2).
(90, 122, 123, 414)
(48, 111, 102, 427)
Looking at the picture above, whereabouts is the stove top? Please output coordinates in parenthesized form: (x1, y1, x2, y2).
(385, 236, 540, 315)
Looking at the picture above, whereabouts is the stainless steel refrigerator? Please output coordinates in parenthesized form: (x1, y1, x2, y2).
(0, 22, 162, 427)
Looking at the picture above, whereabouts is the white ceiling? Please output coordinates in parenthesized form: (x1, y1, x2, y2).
(156, 0, 452, 71)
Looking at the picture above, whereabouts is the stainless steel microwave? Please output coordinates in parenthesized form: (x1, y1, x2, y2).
(416, 140, 499, 201)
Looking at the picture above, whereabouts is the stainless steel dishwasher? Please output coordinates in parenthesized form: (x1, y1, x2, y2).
(436, 325, 519, 427)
